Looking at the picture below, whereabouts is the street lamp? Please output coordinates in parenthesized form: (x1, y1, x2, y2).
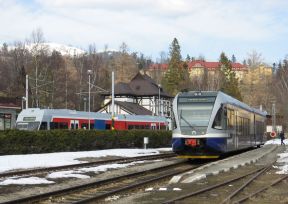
(83, 97, 87, 112)
(21, 96, 26, 110)
(87, 69, 93, 130)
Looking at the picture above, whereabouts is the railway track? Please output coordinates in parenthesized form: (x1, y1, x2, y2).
(162, 161, 288, 204)
(0, 152, 175, 179)
(2, 160, 204, 204)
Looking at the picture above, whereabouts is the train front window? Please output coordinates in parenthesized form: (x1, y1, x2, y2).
(178, 97, 215, 134)
(16, 122, 40, 130)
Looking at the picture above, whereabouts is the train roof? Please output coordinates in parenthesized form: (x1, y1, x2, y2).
(177, 91, 267, 116)
(17, 108, 168, 122)
(18, 108, 111, 119)
(115, 114, 167, 122)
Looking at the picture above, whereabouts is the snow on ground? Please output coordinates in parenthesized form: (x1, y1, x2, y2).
(47, 161, 145, 179)
(275, 151, 288, 174)
(0, 177, 54, 185)
(0, 148, 171, 185)
(47, 170, 91, 179)
(0, 148, 169, 173)
(265, 139, 288, 174)
(264, 138, 288, 145)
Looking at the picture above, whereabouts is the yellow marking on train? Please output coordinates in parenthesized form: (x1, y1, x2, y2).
(177, 155, 219, 159)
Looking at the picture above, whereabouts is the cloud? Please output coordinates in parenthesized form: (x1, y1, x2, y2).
(0, 0, 288, 62)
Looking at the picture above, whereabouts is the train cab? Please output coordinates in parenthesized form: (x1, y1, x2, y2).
(172, 91, 267, 159)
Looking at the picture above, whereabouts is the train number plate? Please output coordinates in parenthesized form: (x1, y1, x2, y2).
(185, 139, 197, 147)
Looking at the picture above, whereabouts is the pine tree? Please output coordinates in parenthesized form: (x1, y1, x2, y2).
(162, 38, 183, 96)
(231, 54, 236, 63)
(219, 52, 242, 100)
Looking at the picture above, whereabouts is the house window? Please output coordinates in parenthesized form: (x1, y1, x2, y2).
(0, 113, 12, 130)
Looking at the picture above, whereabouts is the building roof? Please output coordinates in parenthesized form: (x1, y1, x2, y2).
(115, 101, 153, 115)
(0, 97, 21, 109)
(100, 100, 153, 115)
(149, 60, 247, 71)
(104, 72, 172, 98)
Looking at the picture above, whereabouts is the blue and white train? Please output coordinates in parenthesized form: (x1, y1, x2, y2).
(172, 91, 267, 159)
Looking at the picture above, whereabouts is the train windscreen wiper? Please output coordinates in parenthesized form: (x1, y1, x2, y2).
(180, 110, 196, 131)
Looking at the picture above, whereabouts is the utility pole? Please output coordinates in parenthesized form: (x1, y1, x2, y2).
(26, 75, 29, 109)
(272, 103, 276, 132)
(35, 59, 38, 108)
(112, 71, 115, 117)
(158, 84, 161, 130)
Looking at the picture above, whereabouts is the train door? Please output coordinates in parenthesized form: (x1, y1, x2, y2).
(94, 120, 106, 130)
(70, 120, 79, 129)
(151, 123, 156, 130)
(227, 108, 236, 151)
(253, 114, 256, 146)
(235, 116, 240, 149)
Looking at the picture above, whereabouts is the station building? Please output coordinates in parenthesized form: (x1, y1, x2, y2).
(0, 97, 21, 130)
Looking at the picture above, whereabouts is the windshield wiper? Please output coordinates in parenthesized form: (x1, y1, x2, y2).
(180, 110, 196, 131)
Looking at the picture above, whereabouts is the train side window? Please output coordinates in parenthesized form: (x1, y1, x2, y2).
(81, 123, 88, 129)
(213, 107, 223, 130)
(228, 109, 235, 129)
(40, 122, 47, 130)
(50, 122, 59, 129)
(106, 124, 111, 130)
(59, 122, 68, 129)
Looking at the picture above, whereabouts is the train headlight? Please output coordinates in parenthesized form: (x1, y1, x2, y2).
(192, 130, 197, 135)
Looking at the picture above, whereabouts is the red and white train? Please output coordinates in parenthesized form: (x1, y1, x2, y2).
(16, 108, 169, 131)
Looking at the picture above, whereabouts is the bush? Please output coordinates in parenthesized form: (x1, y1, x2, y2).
(0, 130, 172, 155)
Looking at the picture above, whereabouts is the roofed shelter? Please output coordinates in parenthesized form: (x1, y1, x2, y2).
(99, 72, 173, 117)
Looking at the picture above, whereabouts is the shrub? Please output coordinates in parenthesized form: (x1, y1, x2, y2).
(0, 130, 172, 155)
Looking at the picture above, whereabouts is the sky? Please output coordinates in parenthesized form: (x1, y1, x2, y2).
(0, 0, 288, 64)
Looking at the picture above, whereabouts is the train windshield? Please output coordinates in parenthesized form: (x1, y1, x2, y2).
(16, 122, 40, 130)
(178, 96, 215, 134)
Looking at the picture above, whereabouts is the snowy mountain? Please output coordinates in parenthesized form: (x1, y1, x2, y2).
(41, 43, 86, 56)
(7, 42, 86, 56)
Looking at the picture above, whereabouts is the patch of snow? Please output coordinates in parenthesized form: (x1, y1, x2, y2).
(79, 161, 145, 173)
(0, 149, 161, 173)
(156, 148, 172, 152)
(275, 147, 288, 174)
(47, 171, 90, 179)
(264, 138, 288, 145)
(105, 195, 120, 201)
(46, 161, 145, 179)
(0, 177, 54, 185)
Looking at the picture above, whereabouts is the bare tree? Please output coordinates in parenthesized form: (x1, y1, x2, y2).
(246, 50, 264, 69)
